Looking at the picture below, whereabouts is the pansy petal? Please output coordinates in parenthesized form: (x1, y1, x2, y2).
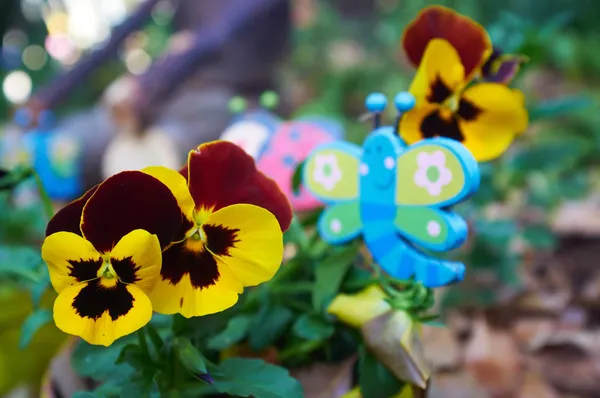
(481, 48, 526, 84)
(327, 285, 391, 329)
(185, 141, 292, 232)
(46, 185, 98, 237)
(408, 39, 465, 105)
(458, 83, 528, 161)
(41, 232, 102, 293)
(402, 5, 492, 79)
(202, 203, 283, 287)
(81, 171, 183, 253)
(110, 229, 161, 294)
(141, 166, 195, 220)
(149, 242, 243, 317)
(53, 281, 152, 346)
(399, 103, 450, 144)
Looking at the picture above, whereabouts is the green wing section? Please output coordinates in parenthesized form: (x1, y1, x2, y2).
(318, 201, 363, 244)
(303, 142, 361, 203)
(394, 206, 467, 252)
(395, 141, 478, 207)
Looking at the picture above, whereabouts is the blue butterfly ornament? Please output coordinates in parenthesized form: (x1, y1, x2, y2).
(302, 92, 480, 288)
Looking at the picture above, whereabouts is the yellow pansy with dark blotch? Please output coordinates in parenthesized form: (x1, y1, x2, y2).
(142, 140, 293, 318)
(399, 6, 529, 162)
(42, 171, 183, 346)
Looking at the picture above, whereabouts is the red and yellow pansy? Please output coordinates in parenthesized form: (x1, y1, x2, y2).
(399, 6, 529, 162)
(41, 140, 292, 346)
(144, 141, 292, 318)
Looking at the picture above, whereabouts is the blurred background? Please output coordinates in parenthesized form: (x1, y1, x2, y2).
(2, 0, 600, 397)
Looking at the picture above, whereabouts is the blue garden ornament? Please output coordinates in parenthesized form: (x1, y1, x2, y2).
(10, 108, 83, 201)
(302, 92, 480, 288)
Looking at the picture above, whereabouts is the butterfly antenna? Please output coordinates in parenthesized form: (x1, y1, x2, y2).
(365, 92, 387, 130)
(228, 96, 247, 114)
(392, 91, 416, 136)
(259, 90, 279, 110)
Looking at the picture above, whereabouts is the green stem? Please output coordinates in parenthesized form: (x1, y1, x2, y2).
(137, 328, 152, 363)
(32, 171, 54, 220)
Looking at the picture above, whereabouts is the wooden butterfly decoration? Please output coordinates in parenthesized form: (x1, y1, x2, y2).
(302, 92, 480, 288)
(220, 92, 344, 212)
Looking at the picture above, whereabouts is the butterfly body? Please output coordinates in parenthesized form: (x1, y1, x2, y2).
(304, 123, 479, 288)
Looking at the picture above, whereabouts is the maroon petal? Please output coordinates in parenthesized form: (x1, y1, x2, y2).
(81, 171, 183, 253)
(185, 141, 292, 232)
(402, 5, 492, 78)
(46, 185, 99, 237)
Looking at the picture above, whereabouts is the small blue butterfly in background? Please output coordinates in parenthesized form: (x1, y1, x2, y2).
(220, 92, 345, 212)
(1, 108, 84, 202)
(302, 92, 480, 288)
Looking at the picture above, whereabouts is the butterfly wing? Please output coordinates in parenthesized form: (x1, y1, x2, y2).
(304, 142, 363, 243)
(303, 141, 362, 203)
(318, 201, 363, 244)
(257, 120, 343, 211)
(220, 110, 280, 159)
(394, 137, 479, 252)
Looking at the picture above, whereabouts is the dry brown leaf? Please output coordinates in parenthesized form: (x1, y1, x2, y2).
(291, 357, 356, 398)
(512, 318, 556, 348)
(531, 344, 600, 396)
(464, 319, 525, 397)
(516, 370, 559, 398)
(361, 312, 430, 389)
(421, 324, 461, 371)
(427, 370, 490, 398)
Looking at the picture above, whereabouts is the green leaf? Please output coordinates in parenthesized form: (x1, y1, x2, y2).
(212, 357, 304, 398)
(284, 218, 310, 251)
(72, 392, 98, 398)
(292, 314, 335, 341)
(207, 314, 253, 351)
(313, 244, 357, 311)
(0, 246, 43, 280)
(19, 308, 52, 349)
(291, 160, 305, 195)
(521, 224, 557, 250)
(71, 338, 135, 381)
(358, 345, 405, 398)
(172, 337, 209, 379)
(528, 96, 591, 121)
(249, 304, 294, 351)
(30, 274, 50, 308)
(116, 344, 146, 369)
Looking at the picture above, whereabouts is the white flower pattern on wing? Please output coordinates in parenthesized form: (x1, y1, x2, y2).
(313, 153, 343, 191)
(413, 150, 452, 197)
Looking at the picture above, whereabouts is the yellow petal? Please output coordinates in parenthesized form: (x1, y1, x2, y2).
(203, 203, 284, 287)
(327, 285, 391, 328)
(408, 39, 465, 105)
(53, 281, 152, 346)
(41, 232, 102, 293)
(110, 229, 162, 294)
(398, 103, 441, 145)
(149, 255, 243, 318)
(142, 165, 195, 220)
(459, 83, 528, 161)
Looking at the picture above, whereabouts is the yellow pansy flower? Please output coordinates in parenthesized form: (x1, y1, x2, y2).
(42, 170, 183, 346)
(399, 6, 528, 162)
(142, 140, 293, 318)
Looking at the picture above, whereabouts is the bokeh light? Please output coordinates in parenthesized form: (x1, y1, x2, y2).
(2, 71, 33, 104)
(124, 48, 152, 75)
(22, 45, 48, 70)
